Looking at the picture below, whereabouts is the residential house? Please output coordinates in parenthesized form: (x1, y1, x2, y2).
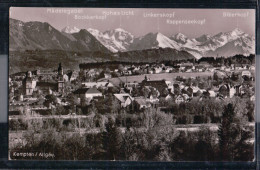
(74, 87, 102, 100)
(36, 82, 58, 94)
(141, 79, 168, 95)
(175, 95, 185, 104)
(67, 71, 78, 82)
(134, 97, 151, 110)
(219, 84, 230, 98)
(114, 93, 134, 107)
(165, 81, 174, 93)
(147, 94, 160, 104)
(82, 81, 114, 89)
(154, 67, 162, 74)
(165, 67, 173, 73)
(165, 93, 175, 101)
(229, 86, 236, 98)
(208, 90, 216, 97)
(104, 73, 111, 79)
(241, 70, 252, 77)
(250, 95, 255, 101)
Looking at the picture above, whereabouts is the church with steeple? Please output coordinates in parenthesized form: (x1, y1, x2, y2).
(57, 63, 64, 93)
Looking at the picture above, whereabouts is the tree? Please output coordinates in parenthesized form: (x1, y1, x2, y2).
(44, 94, 58, 107)
(102, 118, 122, 160)
(131, 86, 140, 97)
(78, 70, 86, 81)
(89, 102, 98, 115)
(121, 128, 139, 160)
(217, 103, 246, 161)
(110, 98, 120, 114)
(105, 68, 111, 74)
(118, 64, 124, 73)
(233, 129, 254, 161)
(161, 88, 169, 97)
(141, 87, 150, 98)
(67, 93, 80, 106)
(213, 72, 219, 82)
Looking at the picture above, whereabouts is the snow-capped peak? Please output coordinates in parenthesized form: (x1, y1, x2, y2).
(155, 32, 180, 50)
(87, 28, 102, 37)
(103, 28, 134, 43)
(114, 28, 127, 32)
(195, 34, 211, 42)
(174, 33, 187, 40)
(230, 28, 244, 36)
(171, 33, 188, 44)
(87, 28, 134, 53)
(61, 26, 80, 34)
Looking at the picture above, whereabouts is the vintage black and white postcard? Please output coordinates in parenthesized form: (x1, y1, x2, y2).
(9, 8, 255, 161)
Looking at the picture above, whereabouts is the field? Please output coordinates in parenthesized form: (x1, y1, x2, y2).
(101, 72, 214, 86)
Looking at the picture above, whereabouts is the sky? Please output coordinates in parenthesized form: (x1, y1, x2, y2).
(10, 7, 255, 38)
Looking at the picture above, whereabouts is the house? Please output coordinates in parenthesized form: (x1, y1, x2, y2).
(165, 67, 173, 73)
(182, 94, 190, 101)
(199, 61, 211, 68)
(184, 86, 194, 97)
(11, 72, 26, 81)
(186, 69, 192, 72)
(219, 84, 230, 97)
(36, 82, 58, 94)
(208, 90, 216, 97)
(133, 67, 140, 72)
(67, 71, 78, 82)
(249, 66, 255, 70)
(229, 86, 236, 98)
(104, 73, 111, 79)
(74, 87, 102, 100)
(141, 79, 168, 95)
(154, 67, 162, 74)
(123, 70, 132, 76)
(201, 91, 210, 99)
(148, 69, 154, 74)
(234, 85, 245, 96)
(165, 81, 174, 93)
(124, 82, 139, 94)
(87, 69, 98, 78)
(147, 94, 159, 104)
(165, 93, 175, 101)
(114, 93, 134, 107)
(179, 63, 193, 71)
(241, 71, 251, 77)
(134, 97, 151, 110)
(175, 95, 185, 104)
(63, 74, 69, 82)
(250, 95, 255, 101)
(234, 64, 244, 70)
(82, 81, 114, 89)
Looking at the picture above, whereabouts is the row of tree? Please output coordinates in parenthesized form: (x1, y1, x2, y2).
(10, 103, 254, 161)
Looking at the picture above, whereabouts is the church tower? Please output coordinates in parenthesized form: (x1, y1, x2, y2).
(57, 63, 64, 93)
(22, 71, 35, 96)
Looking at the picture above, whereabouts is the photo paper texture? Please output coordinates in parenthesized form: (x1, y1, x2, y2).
(9, 8, 255, 161)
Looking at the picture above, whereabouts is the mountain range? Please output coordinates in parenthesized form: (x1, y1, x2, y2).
(10, 19, 109, 53)
(10, 18, 255, 59)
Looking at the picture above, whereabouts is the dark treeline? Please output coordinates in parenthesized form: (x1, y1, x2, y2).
(79, 61, 150, 70)
(79, 54, 255, 70)
(198, 54, 255, 65)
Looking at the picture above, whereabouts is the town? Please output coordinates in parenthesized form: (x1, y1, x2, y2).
(9, 54, 255, 116)
(9, 54, 255, 161)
